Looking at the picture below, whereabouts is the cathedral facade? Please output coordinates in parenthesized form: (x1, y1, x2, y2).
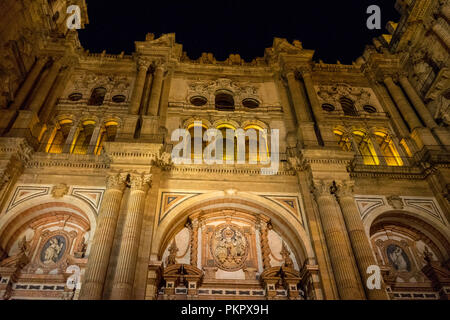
(0, 0, 449, 300)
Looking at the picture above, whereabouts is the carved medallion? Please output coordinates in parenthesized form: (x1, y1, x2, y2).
(210, 224, 248, 271)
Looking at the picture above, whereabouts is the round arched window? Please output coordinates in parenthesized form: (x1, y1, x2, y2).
(215, 90, 235, 111)
(88, 87, 107, 106)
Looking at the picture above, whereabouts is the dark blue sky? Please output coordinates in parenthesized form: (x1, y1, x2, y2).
(78, 0, 400, 64)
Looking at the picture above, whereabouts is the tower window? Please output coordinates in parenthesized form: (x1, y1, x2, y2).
(363, 105, 377, 113)
(190, 96, 208, 106)
(88, 87, 107, 106)
(215, 90, 235, 111)
(242, 98, 260, 109)
(340, 97, 358, 116)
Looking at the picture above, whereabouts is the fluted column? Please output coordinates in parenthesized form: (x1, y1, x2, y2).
(383, 76, 422, 131)
(129, 58, 150, 115)
(9, 56, 48, 111)
(79, 173, 127, 300)
(147, 65, 164, 116)
(398, 75, 437, 129)
(299, 69, 324, 122)
(62, 121, 80, 154)
(285, 71, 312, 123)
(28, 58, 62, 114)
(335, 181, 388, 300)
(110, 173, 152, 300)
(312, 180, 364, 300)
(87, 124, 103, 154)
(432, 19, 450, 49)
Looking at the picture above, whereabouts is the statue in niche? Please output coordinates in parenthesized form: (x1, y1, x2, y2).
(167, 240, 178, 266)
(41, 236, 66, 265)
(386, 244, 411, 272)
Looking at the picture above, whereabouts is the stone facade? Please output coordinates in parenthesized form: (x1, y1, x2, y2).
(0, 0, 449, 300)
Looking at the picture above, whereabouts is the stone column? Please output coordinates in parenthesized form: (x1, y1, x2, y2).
(398, 75, 437, 129)
(110, 173, 151, 300)
(129, 58, 150, 115)
(383, 76, 422, 131)
(147, 65, 165, 116)
(9, 56, 48, 111)
(335, 181, 388, 300)
(285, 71, 312, 123)
(299, 70, 324, 123)
(432, 19, 450, 49)
(398, 74, 450, 148)
(312, 179, 364, 300)
(79, 172, 127, 300)
(285, 70, 318, 147)
(259, 222, 271, 270)
(28, 58, 61, 114)
(190, 219, 199, 267)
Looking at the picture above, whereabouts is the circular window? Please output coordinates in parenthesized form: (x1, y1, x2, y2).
(112, 95, 126, 103)
(242, 98, 260, 109)
(363, 105, 377, 113)
(190, 96, 208, 106)
(68, 93, 83, 101)
(322, 103, 335, 112)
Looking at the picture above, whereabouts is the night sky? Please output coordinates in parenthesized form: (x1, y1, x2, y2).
(78, 0, 400, 64)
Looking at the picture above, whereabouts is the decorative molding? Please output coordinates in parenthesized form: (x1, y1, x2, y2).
(6, 186, 50, 213)
(158, 192, 202, 224)
(70, 188, 105, 215)
(354, 196, 386, 220)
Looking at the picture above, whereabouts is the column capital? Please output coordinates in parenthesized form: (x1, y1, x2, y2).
(311, 179, 334, 198)
(335, 180, 355, 198)
(129, 173, 152, 192)
(106, 172, 128, 191)
(137, 57, 151, 71)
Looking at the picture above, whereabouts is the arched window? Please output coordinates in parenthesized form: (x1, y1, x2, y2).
(333, 129, 352, 152)
(244, 125, 269, 163)
(47, 120, 73, 154)
(88, 87, 106, 106)
(188, 123, 207, 161)
(94, 121, 119, 155)
(340, 97, 358, 116)
(217, 124, 237, 161)
(352, 131, 379, 165)
(72, 121, 96, 155)
(215, 90, 235, 111)
(373, 132, 403, 166)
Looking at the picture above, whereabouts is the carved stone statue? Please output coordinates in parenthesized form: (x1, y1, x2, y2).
(280, 242, 294, 268)
(43, 238, 64, 264)
(167, 240, 178, 266)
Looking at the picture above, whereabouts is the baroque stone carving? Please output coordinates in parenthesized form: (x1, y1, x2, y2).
(129, 173, 152, 192)
(210, 224, 248, 272)
(387, 195, 404, 210)
(51, 183, 69, 198)
(316, 83, 376, 111)
(106, 172, 128, 191)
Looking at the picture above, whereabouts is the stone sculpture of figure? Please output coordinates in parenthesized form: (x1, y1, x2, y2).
(44, 238, 63, 264)
(280, 242, 294, 268)
(18, 236, 29, 254)
(389, 246, 408, 272)
(167, 240, 178, 266)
